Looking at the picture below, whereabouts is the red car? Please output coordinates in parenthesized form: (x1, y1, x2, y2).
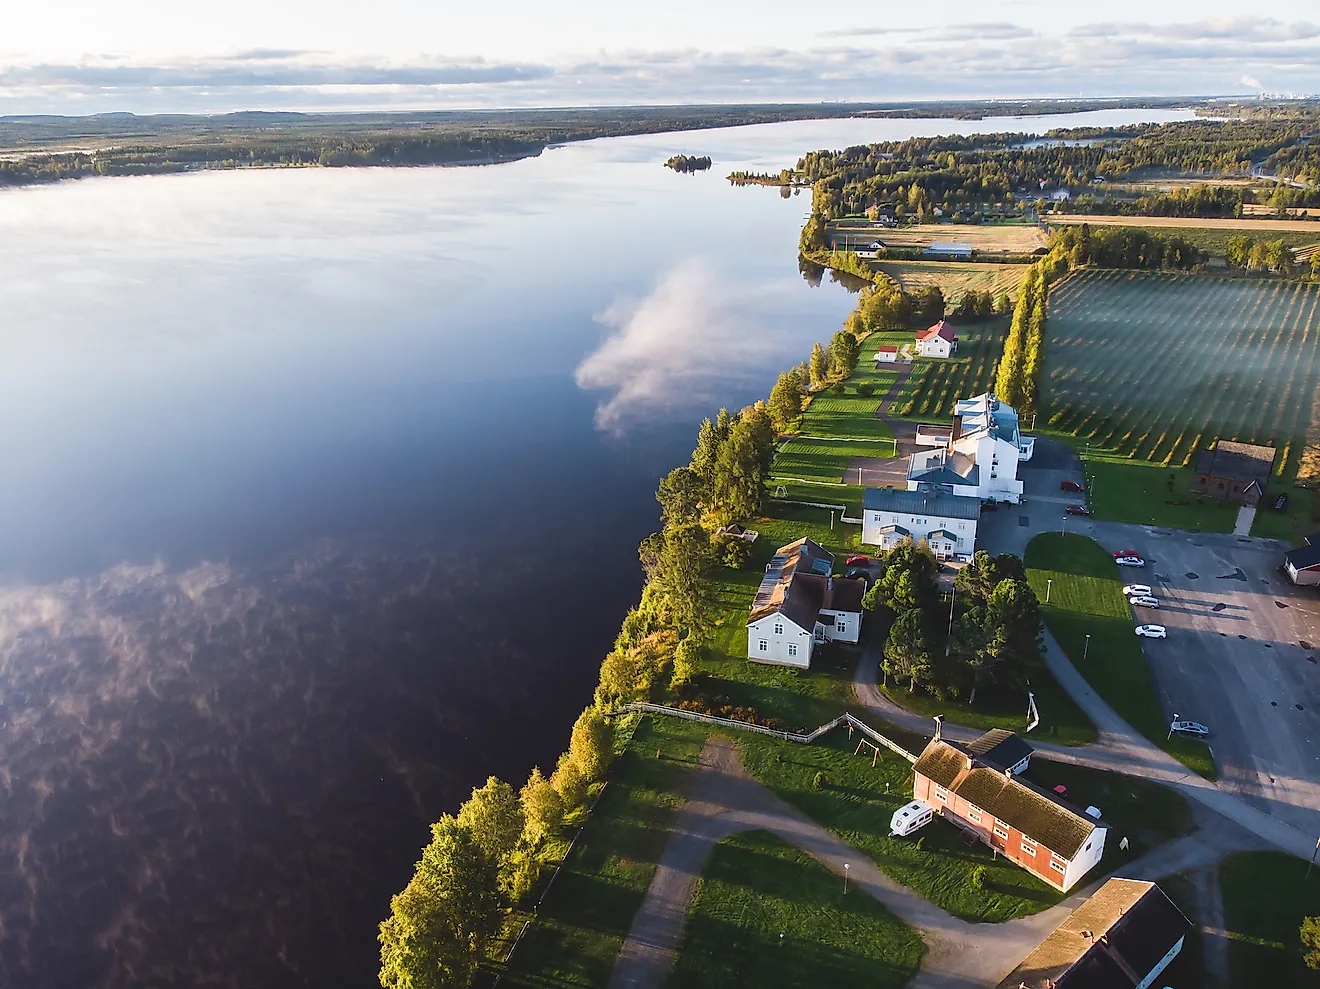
(1060, 480, 1084, 492)
(845, 555, 870, 566)
(1112, 548, 1141, 559)
(1065, 505, 1091, 516)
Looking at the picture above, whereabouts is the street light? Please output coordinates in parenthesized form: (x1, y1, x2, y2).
(1083, 634, 1091, 664)
(1046, 578, 1053, 604)
(945, 583, 956, 655)
(1168, 713, 1179, 741)
(844, 862, 850, 895)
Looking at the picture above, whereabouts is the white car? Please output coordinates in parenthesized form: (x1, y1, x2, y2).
(1123, 584, 1153, 597)
(1135, 624, 1167, 639)
(1129, 595, 1160, 609)
(1115, 556, 1146, 567)
(1171, 720, 1210, 737)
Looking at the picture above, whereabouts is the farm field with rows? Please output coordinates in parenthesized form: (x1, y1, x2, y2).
(893, 320, 1009, 417)
(1044, 270, 1320, 465)
(875, 260, 1029, 300)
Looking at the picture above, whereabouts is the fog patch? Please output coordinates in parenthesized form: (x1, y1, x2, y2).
(575, 258, 811, 431)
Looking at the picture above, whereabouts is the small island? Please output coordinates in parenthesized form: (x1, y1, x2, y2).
(665, 154, 712, 173)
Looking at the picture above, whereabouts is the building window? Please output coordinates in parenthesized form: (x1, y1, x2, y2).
(871, 513, 881, 522)
(835, 618, 846, 631)
(934, 786, 948, 803)
(787, 644, 797, 657)
(759, 640, 768, 652)
(773, 623, 783, 635)
(1049, 860, 1066, 874)
(993, 823, 1010, 840)
(1084, 841, 1092, 852)
(967, 808, 982, 824)
(1020, 840, 1037, 856)
(958, 523, 965, 531)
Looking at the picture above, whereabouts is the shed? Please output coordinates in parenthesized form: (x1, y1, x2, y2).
(1193, 441, 1275, 506)
(1284, 533, 1320, 586)
(924, 241, 975, 259)
(874, 345, 899, 364)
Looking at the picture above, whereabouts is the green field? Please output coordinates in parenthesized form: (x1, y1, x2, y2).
(894, 319, 1009, 418)
(876, 260, 1029, 300)
(1220, 851, 1320, 987)
(1045, 270, 1320, 465)
(1024, 533, 1215, 779)
(666, 830, 923, 989)
(776, 437, 896, 483)
(797, 366, 898, 439)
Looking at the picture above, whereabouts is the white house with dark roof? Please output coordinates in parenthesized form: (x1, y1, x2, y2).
(916, 319, 958, 357)
(862, 486, 980, 558)
(746, 538, 864, 668)
(907, 391, 1034, 504)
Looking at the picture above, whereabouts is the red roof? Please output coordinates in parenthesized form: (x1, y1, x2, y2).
(916, 319, 958, 342)
(876, 345, 898, 352)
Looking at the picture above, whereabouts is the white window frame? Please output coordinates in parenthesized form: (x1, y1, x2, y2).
(759, 640, 768, 652)
(787, 643, 798, 657)
(773, 623, 783, 635)
(1049, 860, 1066, 874)
(993, 822, 1010, 840)
(967, 808, 982, 824)
(934, 785, 948, 803)
(835, 617, 846, 631)
(1020, 839, 1037, 856)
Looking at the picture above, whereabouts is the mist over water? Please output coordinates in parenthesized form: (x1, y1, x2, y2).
(0, 107, 1193, 987)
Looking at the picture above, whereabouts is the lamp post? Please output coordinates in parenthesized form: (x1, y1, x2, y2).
(1046, 578, 1053, 604)
(1083, 634, 1091, 665)
(844, 862, 850, 895)
(1168, 712, 1179, 741)
(945, 582, 956, 655)
(1061, 515, 1068, 536)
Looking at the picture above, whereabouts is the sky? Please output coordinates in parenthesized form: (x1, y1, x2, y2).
(1, 1, 1318, 114)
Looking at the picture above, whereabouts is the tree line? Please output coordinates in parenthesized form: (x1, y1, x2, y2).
(870, 546, 1045, 703)
(665, 154, 713, 172)
(1226, 235, 1320, 277)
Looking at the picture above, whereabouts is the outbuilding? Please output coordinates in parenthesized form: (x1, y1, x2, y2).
(924, 241, 974, 259)
(1284, 533, 1320, 585)
(873, 345, 899, 364)
(1193, 440, 1275, 506)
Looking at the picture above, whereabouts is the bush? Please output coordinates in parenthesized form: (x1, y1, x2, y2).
(720, 537, 752, 569)
(829, 382, 847, 395)
(970, 865, 986, 890)
(856, 381, 875, 397)
(915, 836, 926, 852)
(811, 771, 826, 790)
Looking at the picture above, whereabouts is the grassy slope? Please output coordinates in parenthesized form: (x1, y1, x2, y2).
(796, 366, 898, 441)
(777, 437, 895, 484)
(1024, 533, 1216, 779)
(1220, 851, 1320, 987)
(664, 830, 924, 989)
(498, 716, 709, 988)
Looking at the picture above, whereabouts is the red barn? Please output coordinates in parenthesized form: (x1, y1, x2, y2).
(912, 729, 1106, 892)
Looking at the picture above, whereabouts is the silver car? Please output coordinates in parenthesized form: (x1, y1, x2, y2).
(1129, 595, 1159, 609)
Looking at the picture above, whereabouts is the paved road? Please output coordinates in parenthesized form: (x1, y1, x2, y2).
(609, 735, 1260, 989)
(975, 437, 1320, 841)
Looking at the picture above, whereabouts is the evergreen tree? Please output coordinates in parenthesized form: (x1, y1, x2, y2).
(809, 341, 829, 388)
(767, 369, 806, 433)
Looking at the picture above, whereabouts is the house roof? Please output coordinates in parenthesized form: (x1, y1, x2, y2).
(995, 878, 1192, 989)
(916, 319, 958, 342)
(927, 528, 958, 539)
(1194, 441, 1275, 485)
(954, 391, 1021, 447)
(927, 241, 974, 253)
(908, 449, 979, 487)
(1285, 534, 1320, 571)
(748, 538, 861, 629)
(877, 524, 911, 536)
(864, 485, 981, 521)
(965, 728, 1035, 771)
(913, 737, 1098, 858)
(876, 345, 899, 353)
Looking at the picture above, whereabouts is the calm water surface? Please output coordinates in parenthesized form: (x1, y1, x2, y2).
(0, 107, 1192, 988)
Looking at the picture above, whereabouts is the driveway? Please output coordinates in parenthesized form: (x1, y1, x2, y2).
(976, 438, 1320, 841)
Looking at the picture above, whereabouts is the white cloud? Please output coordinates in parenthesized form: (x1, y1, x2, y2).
(575, 259, 811, 431)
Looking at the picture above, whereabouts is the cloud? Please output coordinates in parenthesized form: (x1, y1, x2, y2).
(574, 259, 811, 431)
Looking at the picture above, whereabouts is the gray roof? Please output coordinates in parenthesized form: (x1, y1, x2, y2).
(1285, 534, 1320, 571)
(864, 485, 981, 521)
(908, 450, 979, 487)
(1195, 441, 1275, 485)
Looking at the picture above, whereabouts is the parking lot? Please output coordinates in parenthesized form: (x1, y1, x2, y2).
(982, 439, 1320, 838)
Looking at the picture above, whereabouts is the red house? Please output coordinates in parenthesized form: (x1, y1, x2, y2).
(912, 728, 1106, 892)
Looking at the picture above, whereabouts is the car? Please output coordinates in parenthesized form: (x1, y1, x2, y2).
(845, 555, 870, 566)
(1129, 595, 1160, 609)
(1112, 547, 1141, 559)
(1135, 624, 1167, 639)
(1060, 480, 1084, 492)
(1122, 584, 1153, 597)
(1115, 556, 1145, 567)
(844, 568, 869, 582)
(1065, 505, 1091, 516)
(1170, 720, 1210, 737)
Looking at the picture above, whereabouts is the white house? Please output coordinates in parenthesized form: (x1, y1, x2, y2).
(873, 345, 899, 364)
(861, 486, 979, 558)
(906, 391, 1034, 505)
(747, 538, 864, 668)
(915, 319, 958, 357)
(1284, 534, 1320, 585)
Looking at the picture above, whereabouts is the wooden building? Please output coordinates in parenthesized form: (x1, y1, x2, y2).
(1192, 440, 1275, 506)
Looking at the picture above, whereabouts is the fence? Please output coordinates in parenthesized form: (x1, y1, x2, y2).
(611, 702, 918, 763)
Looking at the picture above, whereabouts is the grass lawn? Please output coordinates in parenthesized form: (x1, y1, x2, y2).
(1151, 872, 1206, 989)
(766, 479, 865, 517)
(1077, 454, 1239, 533)
(1251, 447, 1318, 543)
(665, 830, 924, 989)
(735, 728, 1069, 923)
(775, 437, 895, 484)
(1022, 759, 1192, 863)
(1024, 533, 1216, 779)
(877, 671, 1096, 746)
(1220, 850, 1320, 987)
(799, 367, 898, 440)
(497, 715, 709, 987)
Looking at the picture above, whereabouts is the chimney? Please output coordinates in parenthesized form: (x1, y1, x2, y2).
(952, 414, 963, 443)
(827, 576, 833, 590)
(1005, 767, 1013, 780)
(933, 715, 944, 741)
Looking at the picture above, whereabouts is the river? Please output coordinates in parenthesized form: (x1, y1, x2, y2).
(0, 107, 1193, 989)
